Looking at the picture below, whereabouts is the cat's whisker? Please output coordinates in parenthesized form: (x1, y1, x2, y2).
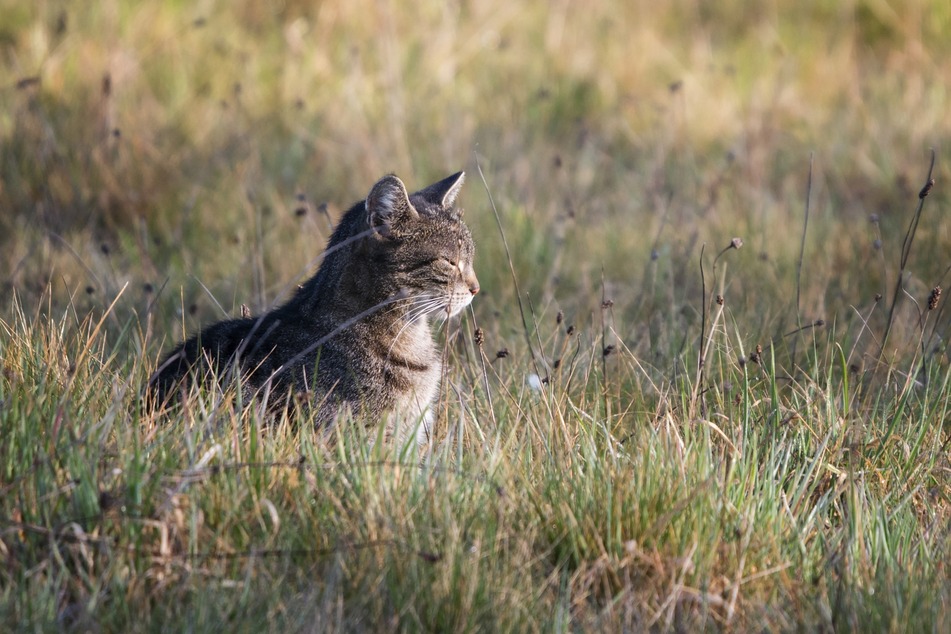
(383, 294, 442, 319)
(386, 317, 424, 361)
(379, 293, 435, 318)
(400, 295, 445, 320)
(384, 296, 448, 362)
(402, 303, 442, 327)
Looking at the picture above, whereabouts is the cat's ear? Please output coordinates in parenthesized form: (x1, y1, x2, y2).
(415, 171, 465, 210)
(366, 174, 417, 234)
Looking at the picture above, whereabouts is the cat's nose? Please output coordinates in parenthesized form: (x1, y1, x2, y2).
(468, 280, 480, 295)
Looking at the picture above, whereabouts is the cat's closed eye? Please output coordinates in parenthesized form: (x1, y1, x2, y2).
(437, 257, 459, 270)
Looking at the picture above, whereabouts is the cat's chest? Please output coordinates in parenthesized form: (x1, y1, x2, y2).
(402, 360, 440, 408)
(384, 341, 441, 402)
(370, 321, 440, 398)
(390, 356, 440, 447)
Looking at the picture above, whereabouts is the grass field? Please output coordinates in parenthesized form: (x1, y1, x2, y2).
(2, 0, 950, 631)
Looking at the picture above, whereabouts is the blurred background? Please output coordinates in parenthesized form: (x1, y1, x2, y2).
(2, 0, 950, 363)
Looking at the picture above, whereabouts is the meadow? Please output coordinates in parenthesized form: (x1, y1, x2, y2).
(1, 0, 950, 630)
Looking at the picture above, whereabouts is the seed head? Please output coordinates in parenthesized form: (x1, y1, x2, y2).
(474, 327, 485, 346)
(495, 348, 509, 360)
(928, 286, 942, 311)
(730, 237, 744, 250)
(919, 178, 935, 199)
(98, 490, 117, 512)
(603, 345, 616, 357)
(556, 311, 564, 324)
(566, 325, 576, 336)
(716, 294, 724, 306)
(601, 299, 614, 309)
(240, 304, 251, 319)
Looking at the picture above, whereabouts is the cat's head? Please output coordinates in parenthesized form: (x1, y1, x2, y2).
(363, 172, 479, 318)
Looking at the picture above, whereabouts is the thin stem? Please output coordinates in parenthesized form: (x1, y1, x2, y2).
(883, 149, 937, 353)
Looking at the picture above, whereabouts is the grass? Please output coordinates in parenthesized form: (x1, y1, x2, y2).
(1, 0, 950, 631)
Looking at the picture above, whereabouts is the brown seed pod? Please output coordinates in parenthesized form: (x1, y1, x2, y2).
(928, 286, 942, 311)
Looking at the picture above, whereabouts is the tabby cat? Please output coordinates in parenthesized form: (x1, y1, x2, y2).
(149, 172, 479, 446)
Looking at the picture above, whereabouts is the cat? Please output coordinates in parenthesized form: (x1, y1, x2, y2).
(148, 171, 479, 446)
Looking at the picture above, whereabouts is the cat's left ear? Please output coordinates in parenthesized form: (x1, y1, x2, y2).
(366, 174, 418, 235)
(415, 171, 465, 210)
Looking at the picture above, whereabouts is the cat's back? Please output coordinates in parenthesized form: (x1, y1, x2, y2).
(149, 316, 258, 404)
